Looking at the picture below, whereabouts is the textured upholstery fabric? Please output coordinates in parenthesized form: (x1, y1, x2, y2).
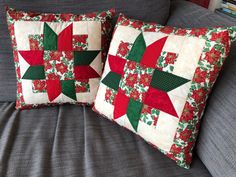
(168, 1, 236, 177)
(168, 0, 235, 27)
(0, 103, 211, 177)
(0, 0, 170, 102)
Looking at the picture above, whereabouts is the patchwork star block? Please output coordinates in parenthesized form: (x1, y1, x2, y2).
(101, 33, 190, 131)
(6, 7, 115, 109)
(94, 14, 236, 169)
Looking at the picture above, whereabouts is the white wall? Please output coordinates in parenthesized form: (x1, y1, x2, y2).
(208, 0, 222, 11)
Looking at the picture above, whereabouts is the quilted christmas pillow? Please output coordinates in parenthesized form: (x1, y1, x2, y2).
(93, 14, 236, 168)
(6, 7, 114, 109)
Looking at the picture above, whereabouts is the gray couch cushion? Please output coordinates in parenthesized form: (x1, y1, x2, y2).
(168, 1, 236, 177)
(0, 103, 211, 177)
(0, 0, 170, 102)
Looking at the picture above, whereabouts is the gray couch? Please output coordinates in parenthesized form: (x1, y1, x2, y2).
(0, 0, 235, 177)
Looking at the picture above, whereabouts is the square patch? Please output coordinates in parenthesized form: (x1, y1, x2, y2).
(29, 34, 44, 50)
(116, 41, 132, 58)
(75, 79, 90, 93)
(140, 104, 159, 127)
(43, 51, 74, 80)
(32, 80, 46, 93)
(120, 60, 154, 102)
(105, 87, 117, 105)
(73, 34, 88, 51)
(156, 51, 178, 73)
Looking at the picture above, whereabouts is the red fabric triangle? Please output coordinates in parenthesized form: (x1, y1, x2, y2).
(140, 36, 168, 68)
(144, 87, 178, 118)
(113, 90, 130, 119)
(19, 51, 44, 65)
(58, 24, 73, 51)
(74, 66, 100, 80)
(46, 80, 62, 102)
(108, 55, 126, 75)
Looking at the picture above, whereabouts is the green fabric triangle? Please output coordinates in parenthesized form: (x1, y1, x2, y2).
(126, 98, 143, 132)
(44, 23, 58, 50)
(151, 69, 190, 92)
(22, 66, 45, 80)
(127, 33, 146, 63)
(101, 72, 121, 91)
(61, 80, 77, 101)
(74, 51, 100, 66)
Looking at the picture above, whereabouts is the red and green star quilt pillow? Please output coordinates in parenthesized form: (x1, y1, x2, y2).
(93, 14, 236, 168)
(6, 7, 114, 109)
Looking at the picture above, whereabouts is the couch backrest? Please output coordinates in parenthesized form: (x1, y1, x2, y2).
(0, 0, 170, 102)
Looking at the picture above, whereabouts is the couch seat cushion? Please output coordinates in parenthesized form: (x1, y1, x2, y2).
(0, 103, 211, 177)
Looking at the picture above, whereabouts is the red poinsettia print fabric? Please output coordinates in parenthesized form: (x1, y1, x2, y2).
(94, 14, 236, 169)
(6, 7, 115, 109)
